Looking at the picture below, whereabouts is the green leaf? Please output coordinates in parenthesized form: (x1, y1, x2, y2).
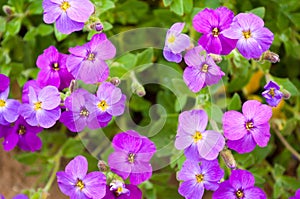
(281, 176, 300, 190)
(248, 7, 266, 19)
(24, 28, 37, 41)
(273, 181, 284, 199)
(183, 0, 193, 13)
(228, 93, 241, 110)
(135, 48, 153, 66)
(94, 0, 115, 14)
(36, 24, 53, 36)
(6, 17, 22, 36)
(274, 164, 285, 177)
(0, 17, 7, 32)
(54, 27, 68, 42)
(15, 153, 38, 165)
(62, 139, 84, 158)
(272, 76, 300, 96)
(27, 0, 43, 15)
(103, 21, 113, 31)
(170, 0, 184, 16)
(163, 0, 173, 7)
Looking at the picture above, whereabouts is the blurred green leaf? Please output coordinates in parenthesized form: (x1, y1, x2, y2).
(228, 93, 241, 110)
(274, 164, 285, 177)
(27, 0, 43, 15)
(273, 76, 300, 96)
(62, 138, 85, 158)
(36, 24, 53, 36)
(170, 0, 184, 16)
(54, 27, 68, 42)
(15, 153, 38, 165)
(6, 17, 22, 36)
(248, 7, 265, 19)
(135, 48, 153, 67)
(163, 0, 173, 7)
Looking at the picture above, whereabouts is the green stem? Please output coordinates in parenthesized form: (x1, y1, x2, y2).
(43, 150, 62, 192)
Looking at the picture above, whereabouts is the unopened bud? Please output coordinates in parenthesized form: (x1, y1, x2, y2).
(68, 80, 76, 93)
(132, 83, 146, 97)
(282, 89, 291, 99)
(263, 51, 280, 63)
(209, 53, 222, 64)
(90, 22, 103, 32)
(110, 77, 121, 86)
(220, 149, 237, 169)
(97, 160, 108, 172)
(2, 5, 13, 16)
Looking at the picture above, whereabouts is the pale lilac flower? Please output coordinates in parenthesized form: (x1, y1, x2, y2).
(102, 180, 142, 199)
(222, 13, 274, 59)
(193, 7, 237, 55)
(0, 74, 9, 92)
(67, 33, 116, 84)
(108, 130, 156, 185)
(0, 87, 21, 125)
(222, 100, 272, 153)
(22, 80, 42, 103)
(213, 169, 266, 199)
(42, 0, 94, 34)
(178, 159, 224, 199)
(290, 189, 300, 199)
(262, 81, 283, 107)
(163, 22, 190, 63)
(175, 109, 225, 161)
(183, 46, 225, 93)
(19, 86, 61, 128)
(57, 155, 106, 199)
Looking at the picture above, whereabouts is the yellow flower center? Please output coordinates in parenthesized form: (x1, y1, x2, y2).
(195, 174, 204, 183)
(201, 64, 209, 73)
(34, 102, 42, 111)
(76, 179, 85, 190)
(245, 121, 254, 130)
(60, 1, 70, 11)
(97, 100, 109, 111)
(117, 186, 123, 195)
(80, 108, 89, 117)
(0, 99, 6, 107)
(168, 35, 176, 44)
(128, 153, 135, 163)
(193, 131, 202, 142)
(52, 62, 59, 71)
(87, 53, 95, 61)
(243, 30, 251, 39)
(236, 190, 244, 198)
(18, 125, 26, 135)
(212, 27, 219, 37)
(269, 88, 275, 97)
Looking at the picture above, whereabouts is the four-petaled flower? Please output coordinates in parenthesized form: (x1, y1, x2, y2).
(262, 81, 283, 107)
(222, 100, 272, 153)
(103, 180, 142, 199)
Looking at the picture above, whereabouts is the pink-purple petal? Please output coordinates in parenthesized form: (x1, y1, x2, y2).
(229, 169, 255, 190)
(251, 123, 271, 147)
(66, 0, 94, 22)
(82, 171, 106, 199)
(55, 12, 84, 34)
(65, 155, 88, 180)
(43, 0, 62, 24)
(39, 86, 61, 110)
(222, 110, 247, 140)
(36, 107, 61, 128)
(198, 130, 225, 160)
(227, 132, 257, 154)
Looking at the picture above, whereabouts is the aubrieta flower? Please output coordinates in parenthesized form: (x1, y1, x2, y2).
(108, 130, 156, 185)
(178, 159, 224, 199)
(19, 86, 61, 128)
(36, 46, 73, 90)
(175, 109, 225, 161)
(57, 155, 106, 199)
(222, 13, 274, 59)
(262, 81, 283, 107)
(183, 46, 225, 93)
(67, 33, 116, 84)
(222, 100, 272, 154)
(213, 169, 266, 199)
(0, 194, 29, 199)
(22, 80, 42, 103)
(103, 180, 142, 199)
(0, 74, 9, 92)
(42, 0, 94, 34)
(163, 22, 190, 63)
(1, 116, 43, 152)
(193, 7, 237, 55)
(290, 189, 300, 199)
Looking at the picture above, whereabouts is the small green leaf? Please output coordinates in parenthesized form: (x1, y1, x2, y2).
(27, 0, 43, 15)
(54, 27, 68, 42)
(163, 0, 173, 7)
(103, 21, 113, 31)
(228, 93, 241, 110)
(170, 0, 184, 16)
(273, 181, 284, 199)
(248, 7, 266, 19)
(274, 164, 285, 177)
(135, 48, 153, 66)
(0, 17, 7, 32)
(62, 139, 84, 158)
(15, 153, 38, 165)
(6, 17, 22, 36)
(37, 24, 53, 36)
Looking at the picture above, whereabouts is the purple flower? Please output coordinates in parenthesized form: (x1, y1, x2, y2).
(0, 87, 21, 125)
(2, 116, 43, 152)
(222, 13, 274, 59)
(19, 86, 61, 128)
(193, 7, 237, 55)
(103, 180, 142, 199)
(108, 130, 156, 185)
(22, 80, 42, 103)
(183, 46, 225, 93)
(42, 0, 94, 34)
(290, 189, 300, 199)
(222, 100, 272, 153)
(36, 46, 73, 90)
(67, 33, 116, 84)
(178, 159, 224, 199)
(0, 194, 29, 199)
(175, 109, 225, 161)
(0, 74, 9, 92)
(94, 82, 126, 127)
(57, 155, 106, 199)
(213, 169, 266, 199)
(163, 22, 190, 63)
(262, 81, 283, 107)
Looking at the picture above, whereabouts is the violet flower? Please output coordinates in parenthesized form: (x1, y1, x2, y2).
(183, 46, 225, 93)
(42, 0, 94, 34)
(193, 7, 237, 55)
(175, 109, 225, 161)
(19, 86, 61, 128)
(222, 100, 272, 153)
(163, 22, 190, 63)
(178, 159, 224, 199)
(0, 86, 21, 125)
(0, 194, 29, 199)
(67, 33, 116, 84)
(0, 74, 9, 92)
(262, 81, 283, 107)
(213, 169, 266, 199)
(290, 189, 300, 199)
(102, 180, 142, 199)
(222, 13, 274, 59)
(108, 130, 156, 185)
(57, 155, 106, 199)
(36, 46, 73, 90)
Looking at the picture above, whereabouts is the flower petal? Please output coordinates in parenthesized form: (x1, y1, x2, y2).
(39, 86, 61, 110)
(222, 110, 247, 140)
(229, 169, 255, 190)
(227, 132, 257, 154)
(65, 155, 88, 180)
(83, 171, 106, 199)
(251, 123, 270, 147)
(112, 132, 142, 152)
(108, 151, 131, 179)
(3, 130, 18, 151)
(243, 187, 267, 199)
(3, 99, 20, 123)
(163, 47, 182, 63)
(55, 12, 84, 34)
(43, 0, 62, 24)
(183, 66, 206, 93)
(36, 107, 61, 128)
(56, 171, 77, 196)
(212, 181, 236, 199)
(67, 0, 94, 22)
(129, 161, 152, 185)
(198, 130, 225, 160)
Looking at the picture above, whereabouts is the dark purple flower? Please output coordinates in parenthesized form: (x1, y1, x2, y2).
(193, 7, 237, 55)
(262, 81, 283, 107)
(163, 22, 190, 63)
(0, 87, 21, 125)
(36, 46, 73, 90)
(0, 74, 9, 92)
(183, 46, 225, 93)
(103, 180, 142, 199)
(19, 86, 61, 128)
(175, 109, 225, 161)
(42, 0, 94, 34)
(290, 189, 300, 199)
(60, 89, 100, 132)
(213, 169, 266, 199)
(222, 13, 274, 59)
(67, 33, 116, 84)
(108, 130, 156, 185)
(57, 155, 106, 199)
(222, 100, 272, 153)
(2, 116, 43, 152)
(22, 80, 42, 103)
(178, 159, 224, 199)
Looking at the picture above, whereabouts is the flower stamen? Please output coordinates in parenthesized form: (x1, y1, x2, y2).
(212, 27, 219, 37)
(60, 1, 70, 11)
(201, 64, 209, 73)
(128, 153, 135, 163)
(18, 125, 26, 135)
(76, 179, 85, 190)
(87, 53, 95, 61)
(193, 131, 203, 142)
(195, 174, 204, 183)
(269, 88, 275, 97)
(236, 189, 244, 198)
(243, 30, 251, 39)
(168, 35, 176, 44)
(245, 121, 254, 130)
(0, 99, 6, 107)
(34, 102, 42, 111)
(80, 108, 89, 117)
(97, 100, 109, 111)
(52, 62, 60, 71)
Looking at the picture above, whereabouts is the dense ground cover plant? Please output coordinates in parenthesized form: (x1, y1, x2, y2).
(0, 0, 300, 198)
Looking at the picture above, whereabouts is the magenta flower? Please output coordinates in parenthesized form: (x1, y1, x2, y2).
(223, 100, 272, 153)
(262, 81, 283, 107)
(67, 33, 116, 84)
(19, 86, 61, 128)
(0, 86, 21, 125)
(22, 80, 42, 103)
(42, 0, 94, 34)
(36, 46, 73, 90)
(57, 155, 106, 199)
(108, 130, 156, 185)
(178, 159, 224, 199)
(193, 7, 237, 55)
(163, 22, 190, 63)
(213, 169, 266, 199)
(0, 74, 9, 92)
(103, 180, 142, 199)
(183, 46, 225, 93)
(290, 189, 300, 199)
(2, 116, 43, 152)
(175, 109, 225, 161)
(222, 13, 274, 59)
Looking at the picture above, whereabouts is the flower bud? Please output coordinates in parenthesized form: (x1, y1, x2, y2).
(97, 160, 108, 172)
(110, 77, 121, 86)
(68, 80, 76, 93)
(2, 5, 13, 16)
(90, 22, 103, 32)
(263, 51, 280, 63)
(220, 149, 237, 169)
(209, 53, 222, 63)
(282, 89, 291, 99)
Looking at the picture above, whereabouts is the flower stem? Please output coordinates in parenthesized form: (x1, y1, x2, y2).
(43, 150, 62, 192)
